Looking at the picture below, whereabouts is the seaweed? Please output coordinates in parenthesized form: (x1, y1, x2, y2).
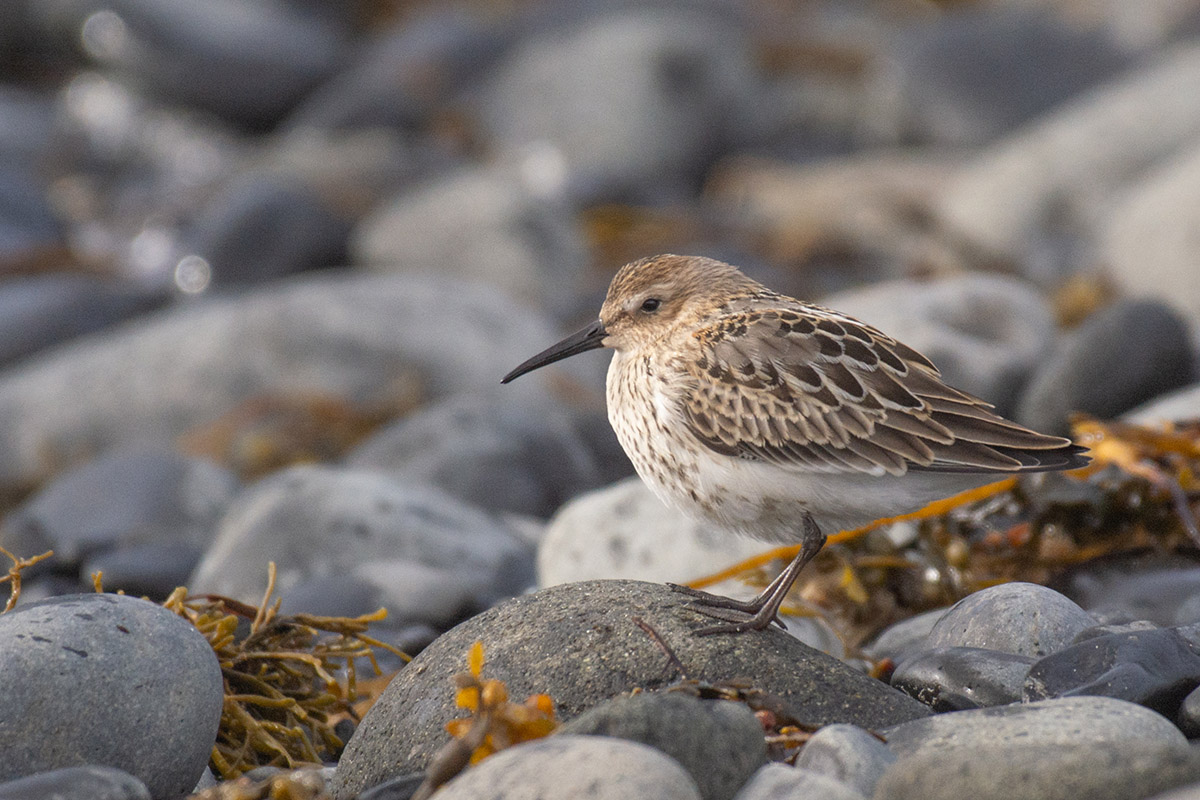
(0, 545, 53, 613)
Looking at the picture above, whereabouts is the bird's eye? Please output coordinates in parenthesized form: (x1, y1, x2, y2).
(640, 298, 661, 313)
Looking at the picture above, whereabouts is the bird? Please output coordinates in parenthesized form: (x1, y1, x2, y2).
(501, 254, 1089, 635)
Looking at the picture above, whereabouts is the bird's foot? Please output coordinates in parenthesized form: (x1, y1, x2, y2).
(666, 583, 787, 635)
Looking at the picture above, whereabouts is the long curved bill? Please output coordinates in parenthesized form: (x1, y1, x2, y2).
(501, 320, 608, 384)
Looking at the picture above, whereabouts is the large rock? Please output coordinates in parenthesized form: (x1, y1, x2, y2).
(330, 579, 929, 798)
(0, 594, 222, 798)
(0, 272, 561, 484)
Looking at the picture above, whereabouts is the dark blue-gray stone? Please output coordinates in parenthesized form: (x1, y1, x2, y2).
(0, 593, 223, 798)
(892, 646, 1034, 711)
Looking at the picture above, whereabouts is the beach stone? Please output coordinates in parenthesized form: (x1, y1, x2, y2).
(430, 735, 701, 800)
(330, 579, 929, 798)
(1128, 382, 1200, 425)
(180, 171, 351, 286)
(862, 607, 947, 664)
(935, 43, 1200, 281)
(732, 763, 866, 800)
(792, 723, 895, 798)
(558, 692, 765, 800)
(1015, 299, 1194, 435)
(538, 476, 767, 588)
(1052, 554, 1200, 626)
(0, 446, 238, 574)
(351, 162, 587, 308)
(81, 541, 205, 599)
(346, 393, 619, 519)
(0, 275, 166, 367)
(891, 647, 1033, 711)
(821, 274, 1055, 415)
(190, 466, 533, 624)
(73, 0, 348, 126)
(1103, 138, 1200, 328)
(864, 6, 1128, 146)
(477, 7, 763, 201)
(925, 582, 1095, 658)
(0, 593, 222, 798)
(1024, 627, 1200, 716)
(0, 272, 561, 484)
(0, 766, 149, 800)
(1175, 683, 1200, 737)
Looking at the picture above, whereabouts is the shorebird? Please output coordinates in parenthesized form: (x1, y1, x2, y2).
(502, 255, 1089, 635)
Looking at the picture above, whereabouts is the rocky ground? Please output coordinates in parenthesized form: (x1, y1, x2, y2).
(1, 1, 1200, 799)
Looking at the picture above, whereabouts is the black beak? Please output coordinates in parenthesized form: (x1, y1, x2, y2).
(501, 320, 608, 384)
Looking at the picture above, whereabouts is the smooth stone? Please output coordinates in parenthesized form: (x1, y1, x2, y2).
(346, 393, 624, 519)
(863, 6, 1128, 146)
(80, 541, 205, 599)
(557, 693, 766, 800)
(733, 763, 866, 800)
(821, 274, 1055, 415)
(285, 9, 510, 132)
(538, 475, 771, 588)
(0, 272, 563, 484)
(1102, 139, 1200, 327)
(189, 466, 533, 625)
(74, 0, 348, 126)
(876, 738, 1200, 800)
(350, 162, 587, 308)
(1128, 382, 1200, 425)
(477, 7, 764, 201)
(861, 607, 947, 664)
(891, 647, 1033, 711)
(0, 275, 166, 368)
(0, 594, 223, 798)
(180, 172, 351, 285)
(429, 735, 701, 800)
(881, 695, 1188, 759)
(353, 772, 424, 800)
(0, 446, 238, 569)
(792, 723, 895, 798)
(1024, 627, 1200, 716)
(0, 766, 149, 800)
(330, 580, 930, 798)
(1051, 554, 1200, 626)
(935, 44, 1200, 280)
(1175, 683, 1200, 737)
(1015, 299, 1194, 435)
(925, 582, 1095, 658)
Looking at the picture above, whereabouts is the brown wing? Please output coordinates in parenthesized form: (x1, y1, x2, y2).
(677, 306, 1088, 476)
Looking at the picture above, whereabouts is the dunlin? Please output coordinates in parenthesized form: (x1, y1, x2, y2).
(502, 255, 1089, 634)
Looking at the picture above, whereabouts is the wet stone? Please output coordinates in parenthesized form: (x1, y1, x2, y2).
(330, 579, 929, 799)
(891, 647, 1034, 711)
(925, 582, 1095, 658)
(1024, 626, 1200, 716)
(0, 594, 223, 798)
(557, 692, 766, 800)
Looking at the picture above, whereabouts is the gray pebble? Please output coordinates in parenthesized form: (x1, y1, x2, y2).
(793, 724, 895, 797)
(732, 763, 866, 800)
(0, 766, 149, 800)
(0, 594, 222, 798)
(925, 582, 1094, 657)
(891, 647, 1033, 710)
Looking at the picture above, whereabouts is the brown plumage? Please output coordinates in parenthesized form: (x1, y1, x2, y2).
(503, 254, 1088, 634)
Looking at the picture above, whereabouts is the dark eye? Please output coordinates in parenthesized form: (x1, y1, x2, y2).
(640, 298, 661, 313)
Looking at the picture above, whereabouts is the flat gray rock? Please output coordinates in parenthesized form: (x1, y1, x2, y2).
(330, 579, 929, 799)
(0, 594, 222, 798)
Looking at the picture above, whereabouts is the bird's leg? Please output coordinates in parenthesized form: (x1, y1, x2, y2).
(669, 513, 826, 635)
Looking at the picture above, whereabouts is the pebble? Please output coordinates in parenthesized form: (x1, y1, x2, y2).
(925, 582, 1096, 658)
(821, 274, 1056, 416)
(1015, 298, 1194, 435)
(1128, 382, 1200, 425)
(346, 393, 620, 519)
(792, 723, 895, 798)
(0, 593, 222, 798)
(1024, 626, 1200, 716)
(330, 579, 929, 798)
(861, 607, 948, 665)
(1, 446, 238, 583)
(732, 763, 866, 800)
(189, 466, 534, 626)
(0, 766, 149, 800)
(430, 735, 701, 800)
(1051, 553, 1200, 626)
(557, 692, 766, 800)
(891, 647, 1033, 711)
(537, 475, 767, 587)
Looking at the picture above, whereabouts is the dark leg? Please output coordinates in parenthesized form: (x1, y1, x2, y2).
(668, 513, 826, 635)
